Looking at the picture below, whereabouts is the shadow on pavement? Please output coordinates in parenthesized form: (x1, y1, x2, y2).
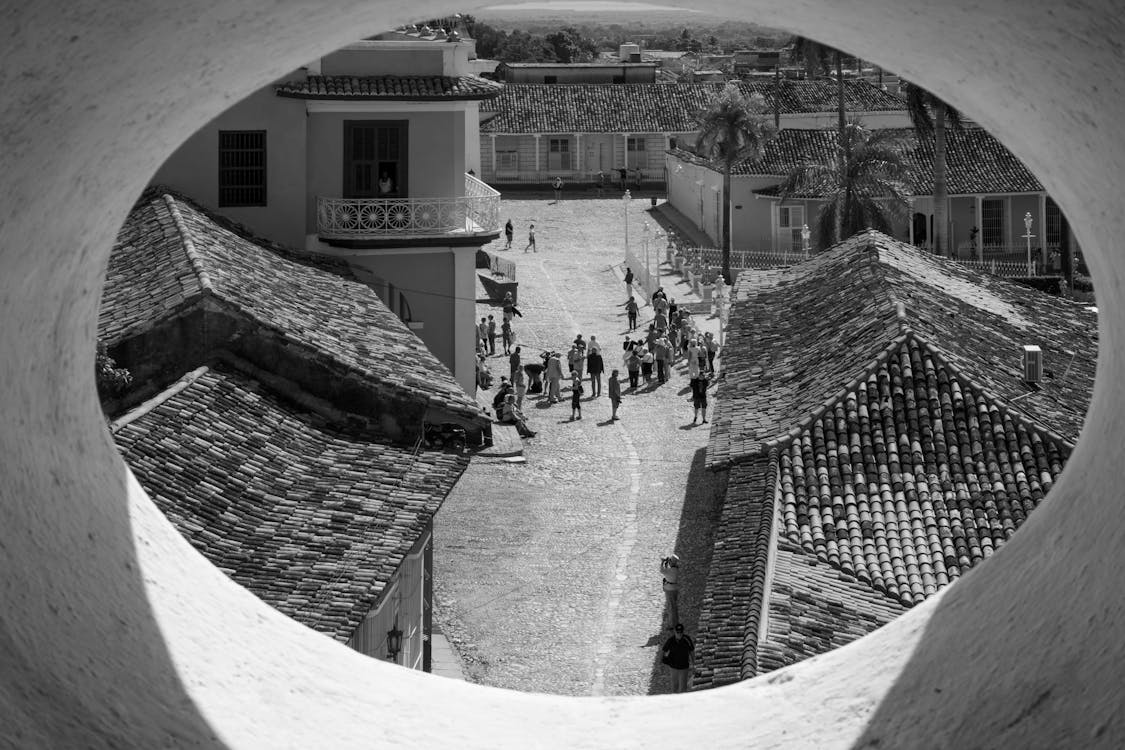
(647, 446, 724, 695)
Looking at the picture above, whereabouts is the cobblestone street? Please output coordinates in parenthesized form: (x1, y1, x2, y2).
(433, 195, 725, 696)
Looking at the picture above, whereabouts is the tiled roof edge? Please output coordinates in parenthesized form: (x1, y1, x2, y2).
(913, 336, 1077, 453)
(162, 193, 215, 295)
(742, 449, 780, 682)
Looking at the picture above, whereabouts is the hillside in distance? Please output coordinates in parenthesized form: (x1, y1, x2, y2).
(474, 2, 790, 43)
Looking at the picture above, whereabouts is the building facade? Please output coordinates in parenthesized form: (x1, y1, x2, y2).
(151, 31, 502, 394)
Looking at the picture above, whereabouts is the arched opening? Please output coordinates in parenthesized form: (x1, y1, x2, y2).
(2, 1, 1124, 748)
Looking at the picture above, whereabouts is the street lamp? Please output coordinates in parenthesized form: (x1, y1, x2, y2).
(801, 223, 811, 259)
(623, 189, 632, 261)
(386, 620, 403, 663)
(642, 222, 652, 295)
(1022, 211, 1036, 276)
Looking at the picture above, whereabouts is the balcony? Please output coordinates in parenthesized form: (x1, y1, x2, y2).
(317, 173, 500, 244)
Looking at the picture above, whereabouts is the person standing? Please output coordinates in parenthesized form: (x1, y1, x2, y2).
(624, 267, 634, 300)
(509, 346, 522, 381)
(546, 351, 564, 403)
(608, 369, 622, 420)
(662, 624, 695, 694)
(504, 218, 514, 250)
(640, 347, 654, 384)
(626, 296, 639, 331)
(625, 346, 641, 390)
(570, 372, 584, 420)
(654, 334, 670, 384)
(587, 345, 604, 397)
(704, 331, 719, 374)
(501, 318, 513, 355)
(691, 370, 709, 424)
(660, 554, 681, 629)
(513, 366, 528, 410)
(552, 176, 564, 203)
(487, 315, 497, 356)
(477, 317, 489, 353)
(525, 223, 537, 253)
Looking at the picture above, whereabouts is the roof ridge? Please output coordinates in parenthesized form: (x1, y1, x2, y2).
(161, 193, 214, 295)
(110, 365, 211, 433)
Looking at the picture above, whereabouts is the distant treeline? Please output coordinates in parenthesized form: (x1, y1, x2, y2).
(415, 14, 790, 63)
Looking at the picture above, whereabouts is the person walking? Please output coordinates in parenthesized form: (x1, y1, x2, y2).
(608, 369, 622, 420)
(626, 296, 639, 332)
(704, 331, 719, 374)
(660, 553, 681, 629)
(504, 218, 513, 250)
(509, 346, 522, 381)
(525, 223, 537, 253)
(587, 345, 604, 397)
(552, 176, 564, 203)
(640, 347, 654, 384)
(624, 267, 634, 300)
(570, 372, 584, 420)
(487, 315, 497, 356)
(661, 624, 695, 694)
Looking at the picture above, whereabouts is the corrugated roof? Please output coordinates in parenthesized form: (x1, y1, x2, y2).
(276, 74, 502, 100)
(113, 364, 468, 641)
(481, 79, 905, 134)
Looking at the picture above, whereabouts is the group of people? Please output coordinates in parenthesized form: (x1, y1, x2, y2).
(503, 219, 537, 252)
(619, 285, 720, 424)
(476, 292, 524, 360)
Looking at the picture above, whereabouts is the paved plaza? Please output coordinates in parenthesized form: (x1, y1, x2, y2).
(433, 195, 725, 696)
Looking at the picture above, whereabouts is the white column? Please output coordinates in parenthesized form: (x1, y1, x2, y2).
(1038, 192, 1048, 267)
(574, 133, 582, 176)
(489, 134, 496, 180)
(533, 134, 541, 182)
(976, 196, 984, 261)
(622, 133, 630, 168)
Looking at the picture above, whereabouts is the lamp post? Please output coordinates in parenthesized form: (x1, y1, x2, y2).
(642, 222, 652, 296)
(1022, 211, 1036, 276)
(623, 189, 632, 262)
(386, 620, 403, 663)
(801, 223, 811, 259)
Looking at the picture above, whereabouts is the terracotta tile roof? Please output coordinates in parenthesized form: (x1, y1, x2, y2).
(708, 231, 1095, 469)
(480, 79, 904, 134)
(112, 363, 469, 641)
(756, 540, 907, 673)
(776, 336, 1069, 607)
(693, 455, 777, 690)
(694, 231, 1092, 683)
(695, 126, 1043, 194)
(99, 190, 485, 425)
(276, 75, 502, 101)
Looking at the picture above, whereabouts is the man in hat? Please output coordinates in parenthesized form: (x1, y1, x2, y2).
(661, 624, 694, 694)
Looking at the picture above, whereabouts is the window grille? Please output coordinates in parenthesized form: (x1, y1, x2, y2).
(218, 130, 266, 207)
(496, 151, 519, 172)
(982, 198, 1004, 246)
(548, 138, 571, 170)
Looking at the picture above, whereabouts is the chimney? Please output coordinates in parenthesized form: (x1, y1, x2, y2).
(1022, 345, 1043, 384)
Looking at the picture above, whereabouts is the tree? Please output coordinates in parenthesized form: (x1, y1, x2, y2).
(788, 35, 848, 241)
(694, 83, 778, 283)
(95, 341, 131, 400)
(902, 82, 964, 257)
(779, 121, 912, 249)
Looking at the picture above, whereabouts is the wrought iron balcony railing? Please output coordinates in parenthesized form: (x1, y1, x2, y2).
(317, 173, 500, 242)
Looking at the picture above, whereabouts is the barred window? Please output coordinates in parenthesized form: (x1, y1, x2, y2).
(218, 131, 266, 207)
(981, 198, 1004, 246)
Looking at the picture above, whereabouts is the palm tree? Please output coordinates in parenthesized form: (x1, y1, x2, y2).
(903, 82, 964, 256)
(695, 83, 778, 283)
(789, 35, 848, 240)
(779, 121, 912, 249)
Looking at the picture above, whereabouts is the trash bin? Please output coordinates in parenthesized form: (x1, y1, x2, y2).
(650, 197, 657, 207)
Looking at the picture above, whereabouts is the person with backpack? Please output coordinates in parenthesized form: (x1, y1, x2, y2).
(661, 624, 694, 694)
